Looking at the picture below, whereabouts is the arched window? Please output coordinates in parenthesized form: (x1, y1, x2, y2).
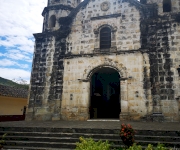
(49, 15, 56, 28)
(100, 27, 111, 49)
(163, 0, 171, 12)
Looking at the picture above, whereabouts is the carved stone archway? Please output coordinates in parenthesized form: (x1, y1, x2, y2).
(82, 63, 129, 120)
(87, 65, 122, 81)
(83, 57, 128, 80)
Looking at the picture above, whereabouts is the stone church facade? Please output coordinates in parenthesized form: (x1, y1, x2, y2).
(26, 0, 180, 122)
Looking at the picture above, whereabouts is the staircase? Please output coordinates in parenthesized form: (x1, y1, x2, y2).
(0, 127, 180, 149)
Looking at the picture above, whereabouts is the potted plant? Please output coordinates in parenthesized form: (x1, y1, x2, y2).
(120, 124, 135, 148)
(0, 133, 7, 150)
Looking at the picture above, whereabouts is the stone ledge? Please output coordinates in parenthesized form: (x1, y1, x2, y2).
(91, 14, 121, 20)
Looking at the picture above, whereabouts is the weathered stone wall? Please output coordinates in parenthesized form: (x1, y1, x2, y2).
(160, 23, 180, 122)
(26, 0, 75, 121)
(147, 0, 180, 15)
(61, 53, 152, 120)
(26, 31, 69, 121)
(26, 34, 56, 121)
(67, 0, 141, 54)
(43, 9, 70, 31)
(42, 4, 73, 32)
(48, 0, 80, 8)
(141, 7, 180, 121)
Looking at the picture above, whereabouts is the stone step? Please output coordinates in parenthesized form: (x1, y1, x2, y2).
(4, 141, 76, 149)
(3, 139, 179, 149)
(135, 135, 180, 142)
(3, 146, 74, 150)
(3, 146, 122, 150)
(1, 131, 180, 143)
(0, 131, 120, 139)
(136, 130, 180, 137)
(3, 140, 123, 149)
(3, 134, 180, 147)
(1, 127, 180, 149)
(4, 136, 79, 143)
(4, 137, 123, 145)
(0, 127, 119, 134)
(1, 127, 180, 137)
(136, 140, 180, 148)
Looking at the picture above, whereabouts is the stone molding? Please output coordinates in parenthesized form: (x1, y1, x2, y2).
(93, 47, 117, 53)
(42, 4, 73, 16)
(84, 62, 127, 81)
(63, 49, 145, 59)
(91, 14, 121, 21)
(94, 24, 117, 35)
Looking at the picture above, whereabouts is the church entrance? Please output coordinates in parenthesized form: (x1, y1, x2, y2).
(90, 67, 120, 119)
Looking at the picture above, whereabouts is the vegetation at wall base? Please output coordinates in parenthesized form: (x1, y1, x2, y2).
(0, 133, 7, 149)
(113, 143, 172, 150)
(75, 140, 172, 150)
(75, 137, 111, 150)
(126, 143, 169, 150)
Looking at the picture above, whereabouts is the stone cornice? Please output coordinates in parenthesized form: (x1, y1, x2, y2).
(42, 4, 74, 16)
(63, 49, 148, 59)
(33, 33, 51, 40)
(33, 27, 71, 40)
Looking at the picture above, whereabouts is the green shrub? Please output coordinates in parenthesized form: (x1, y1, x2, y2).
(145, 143, 170, 150)
(75, 137, 111, 150)
(0, 133, 7, 148)
(125, 143, 169, 150)
(145, 144, 154, 150)
(127, 143, 142, 150)
(120, 123, 136, 147)
(155, 143, 168, 150)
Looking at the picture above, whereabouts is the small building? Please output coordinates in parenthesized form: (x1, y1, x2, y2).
(0, 85, 28, 121)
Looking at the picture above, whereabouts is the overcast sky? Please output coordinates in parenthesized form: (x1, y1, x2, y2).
(0, 0, 47, 83)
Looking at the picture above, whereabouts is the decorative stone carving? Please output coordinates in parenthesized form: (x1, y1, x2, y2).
(101, 1, 110, 11)
(85, 63, 127, 80)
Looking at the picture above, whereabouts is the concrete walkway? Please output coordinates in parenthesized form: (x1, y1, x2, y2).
(0, 120, 180, 131)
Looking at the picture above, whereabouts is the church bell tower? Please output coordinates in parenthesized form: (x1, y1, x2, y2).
(42, 0, 81, 32)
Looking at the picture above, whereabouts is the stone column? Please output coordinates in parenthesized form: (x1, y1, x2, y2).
(82, 81, 90, 120)
(152, 95, 164, 122)
(120, 80, 129, 120)
(178, 99, 180, 121)
(52, 99, 61, 121)
(35, 36, 55, 121)
(110, 27, 117, 52)
(94, 29, 99, 51)
(142, 53, 153, 117)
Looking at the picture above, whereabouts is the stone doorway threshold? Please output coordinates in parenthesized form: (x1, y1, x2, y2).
(87, 119, 120, 121)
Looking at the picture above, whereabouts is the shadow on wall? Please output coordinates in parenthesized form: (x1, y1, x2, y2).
(0, 115, 25, 122)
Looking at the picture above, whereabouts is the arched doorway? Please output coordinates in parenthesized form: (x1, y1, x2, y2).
(90, 67, 120, 119)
